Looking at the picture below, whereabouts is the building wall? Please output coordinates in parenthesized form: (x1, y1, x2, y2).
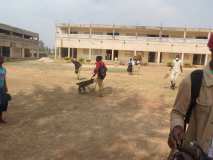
(0, 23, 39, 58)
(56, 24, 212, 65)
(12, 47, 22, 58)
(118, 50, 134, 63)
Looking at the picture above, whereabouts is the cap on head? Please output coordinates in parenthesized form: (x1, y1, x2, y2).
(207, 33, 213, 51)
(175, 55, 180, 60)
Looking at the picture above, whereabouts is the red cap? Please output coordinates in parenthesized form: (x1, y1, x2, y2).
(207, 33, 213, 49)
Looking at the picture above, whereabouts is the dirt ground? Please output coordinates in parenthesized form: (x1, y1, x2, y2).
(0, 60, 194, 160)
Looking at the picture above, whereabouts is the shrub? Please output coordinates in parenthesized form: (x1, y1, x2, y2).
(86, 59, 91, 63)
(142, 62, 148, 66)
(184, 62, 193, 68)
(64, 57, 71, 61)
(167, 61, 173, 67)
(78, 57, 85, 64)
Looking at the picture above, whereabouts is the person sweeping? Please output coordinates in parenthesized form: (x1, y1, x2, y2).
(71, 58, 82, 80)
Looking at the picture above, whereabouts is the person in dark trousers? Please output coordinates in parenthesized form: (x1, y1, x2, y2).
(92, 56, 107, 97)
(127, 58, 134, 75)
(0, 56, 8, 124)
(168, 33, 213, 159)
(71, 59, 82, 80)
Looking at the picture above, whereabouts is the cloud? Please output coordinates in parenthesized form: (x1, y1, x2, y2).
(0, 0, 212, 47)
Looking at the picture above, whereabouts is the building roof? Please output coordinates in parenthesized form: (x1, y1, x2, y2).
(0, 23, 39, 37)
(56, 23, 213, 33)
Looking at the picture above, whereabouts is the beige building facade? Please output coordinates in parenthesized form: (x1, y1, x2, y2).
(0, 23, 39, 58)
(55, 24, 212, 65)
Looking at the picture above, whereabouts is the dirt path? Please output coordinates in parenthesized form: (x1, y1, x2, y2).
(0, 61, 193, 160)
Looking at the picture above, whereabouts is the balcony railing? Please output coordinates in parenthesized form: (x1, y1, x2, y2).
(57, 34, 208, 45)
(0, 34, 38, 44)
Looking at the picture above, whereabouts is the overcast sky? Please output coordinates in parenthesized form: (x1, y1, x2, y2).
(0, 0, 212, 47)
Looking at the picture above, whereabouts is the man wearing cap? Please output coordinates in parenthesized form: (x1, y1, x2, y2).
(170, 55, 183, 89)
(168, 33, 213, 158)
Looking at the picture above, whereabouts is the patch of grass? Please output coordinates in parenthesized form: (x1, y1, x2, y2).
(107, 68, 127, 73)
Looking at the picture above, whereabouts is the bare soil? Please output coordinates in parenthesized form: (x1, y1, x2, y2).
(0, 61, 193, 160)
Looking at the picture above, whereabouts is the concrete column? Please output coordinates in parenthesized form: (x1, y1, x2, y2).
(54, 47, 57, 59)
(184, 31, 187, 39)
(205, 54, 209, 66)
(136, 32, 138, 39)
(10, 47, 13, 58)
(157, 51, 161, 64)
(36, 48, 39, 58)
(111, 50, 114, 61)
(159, 29, 162, 38)
(31, 50, 34, 58)
(22, 48, 25, 58)
(68, 48, 71, 58)
(59, 47, 61, 58)
(181, 53, 185, 63)
(71, 48, 74, 58)
(134, 50, 137, 56)
(89, 48, 92, 60)
(89, 25, 92, 38)
(113, 24, 115, 39)
(208, 32, 211, 39)
(68, 26, 71, 35)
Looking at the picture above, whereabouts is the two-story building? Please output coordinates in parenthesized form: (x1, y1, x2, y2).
(0, 23, 39, 58)
(55, 23, 212, 65)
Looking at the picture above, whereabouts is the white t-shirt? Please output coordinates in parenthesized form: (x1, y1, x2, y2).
(172, 59, 182, 72)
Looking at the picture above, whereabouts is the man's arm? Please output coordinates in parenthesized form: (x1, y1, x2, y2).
(4, 71, 8, 93)
(169, 75, 191, 148)
(171, 75, 191, 129)
(92, 63, 100, 77)
(180, 65, 183, 73)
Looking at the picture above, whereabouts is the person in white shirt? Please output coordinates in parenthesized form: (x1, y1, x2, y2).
(170, 55, 183, 89)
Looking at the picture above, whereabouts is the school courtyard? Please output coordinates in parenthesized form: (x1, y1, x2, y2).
(0, 60, 195, 160)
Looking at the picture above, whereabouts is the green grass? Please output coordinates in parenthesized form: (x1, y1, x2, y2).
(107, 68, 127, 73)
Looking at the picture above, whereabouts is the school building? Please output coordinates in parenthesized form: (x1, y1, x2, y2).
(0, 23, 39, 58)
(55, 23, 212, 65)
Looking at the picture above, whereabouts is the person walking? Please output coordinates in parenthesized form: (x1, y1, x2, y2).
(170, 55, 183, 89)
(71, 58, 82, 80)
(92, 56, 107, 97)
(0, 56, 8, 124)
(127, 58, 134, 75)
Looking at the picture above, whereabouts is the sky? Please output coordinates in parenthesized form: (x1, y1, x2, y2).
(0, 0, 212, 48)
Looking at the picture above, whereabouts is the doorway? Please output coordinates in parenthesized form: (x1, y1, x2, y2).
(160, 52, 163, 63)
(61, 48, 68, 58)
(148, 52, 156, 63)
(114, 50, 119, 60)
(193, 54, 205, 65)
(106, 50, 112, 60)
(72, 48, 77, 58)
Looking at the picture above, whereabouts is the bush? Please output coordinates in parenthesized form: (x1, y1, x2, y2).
(64, 57, 71, 61)
(86, 59, 91, 63)
(167, 61, 173, 67)
(142, 62, 148, 66)
(78, 57, 85, 64)
(184, 62, 193, 68)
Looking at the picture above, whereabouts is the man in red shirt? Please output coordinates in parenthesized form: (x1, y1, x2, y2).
(92, 56, 107, 97)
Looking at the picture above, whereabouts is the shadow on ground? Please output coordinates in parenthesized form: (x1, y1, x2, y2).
(0, 85, 170, 160)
